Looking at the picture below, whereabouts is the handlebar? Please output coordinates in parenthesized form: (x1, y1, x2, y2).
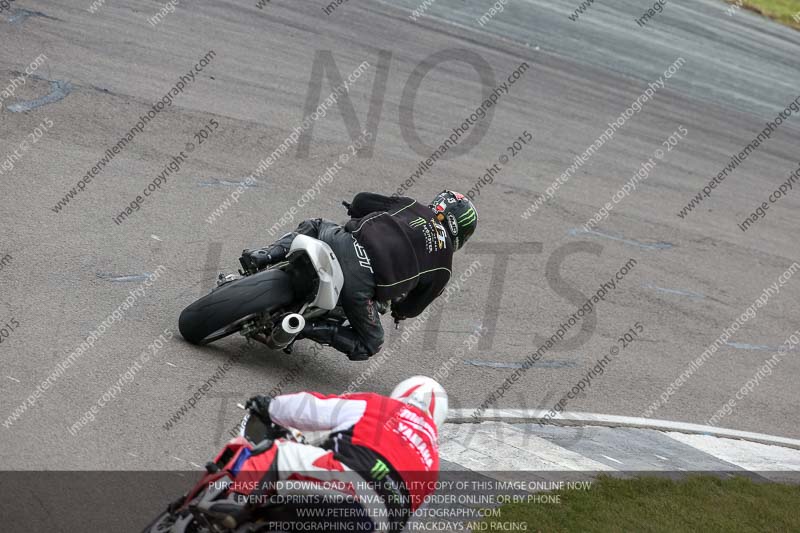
(238, 403, 292, 448)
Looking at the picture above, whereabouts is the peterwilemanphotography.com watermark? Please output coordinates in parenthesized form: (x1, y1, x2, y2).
(6, 4, 800, 531)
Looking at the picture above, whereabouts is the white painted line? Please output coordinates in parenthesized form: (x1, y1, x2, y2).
(448, 409, 800, 450)
(6, 376, 20, 382)
(127, 452, 138, 457)
(655, 454, 669, 461)
(151, 235, 162, 241)
(166, 362, 177, 367)
(172, 456, 185, 462)
(601, 454, 624, 465)
(190, 462, 202, 468)
(666, 432, 800, 482)
(439, 422, 615, 472)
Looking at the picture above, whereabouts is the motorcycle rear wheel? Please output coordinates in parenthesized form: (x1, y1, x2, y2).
(178, 269, 294, 345)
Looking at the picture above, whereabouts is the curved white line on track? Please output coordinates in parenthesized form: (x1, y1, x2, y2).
(447, 409, 800, 450)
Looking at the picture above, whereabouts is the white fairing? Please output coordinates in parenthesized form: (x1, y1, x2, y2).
(288, 234, 344, 310)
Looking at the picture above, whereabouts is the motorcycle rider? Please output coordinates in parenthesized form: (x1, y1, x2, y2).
(235, 376, 448, 532)
(240, 191, 478, 361)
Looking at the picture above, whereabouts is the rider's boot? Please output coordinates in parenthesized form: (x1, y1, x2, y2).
(300, 322, 371, 361)
(239, 244, 288, 273)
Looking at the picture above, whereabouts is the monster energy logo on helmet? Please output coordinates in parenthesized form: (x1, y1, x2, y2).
(429, 190, 478, 250)
(458, 207, 477, 226)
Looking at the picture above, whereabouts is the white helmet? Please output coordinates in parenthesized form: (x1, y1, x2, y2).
(391, 376, 448, 429)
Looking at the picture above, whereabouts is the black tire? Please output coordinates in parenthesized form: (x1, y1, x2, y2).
(179, 269, 295, 345)
(140, 511, 180, 533)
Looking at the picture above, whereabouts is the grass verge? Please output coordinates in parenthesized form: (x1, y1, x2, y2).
(483, 474, 800, 533)
(725, 0, 800, 29)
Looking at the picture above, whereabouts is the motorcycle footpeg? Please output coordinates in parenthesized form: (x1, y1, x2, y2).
(216, 273, 237, 287)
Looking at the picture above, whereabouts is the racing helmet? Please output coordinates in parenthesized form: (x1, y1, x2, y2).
(391, 375, 449, 429)
(429, 190, 478, 250)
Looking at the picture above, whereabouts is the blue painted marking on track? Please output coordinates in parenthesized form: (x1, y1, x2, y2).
(96, 273, 152, 283)
(464, 359, 577, 369)
(643, 283, 704, 300)
(7, 80, 72, 112)
(568, 228, 673, 250)
(198, 179, 260, 188)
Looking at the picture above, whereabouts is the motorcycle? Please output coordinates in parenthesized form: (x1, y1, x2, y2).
(178, 235, 345, 349)
(142, 409, 339, 532)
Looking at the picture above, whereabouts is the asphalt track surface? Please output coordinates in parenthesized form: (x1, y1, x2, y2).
(1, 0, 799, 472)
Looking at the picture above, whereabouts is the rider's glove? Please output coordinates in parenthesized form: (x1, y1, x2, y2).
(391, 310, 406, 328)
(342, 200, 354, 217)
(245, 395, 273, 425)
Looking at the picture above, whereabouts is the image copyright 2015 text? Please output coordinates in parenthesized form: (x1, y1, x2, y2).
(112, 118, 220, 226)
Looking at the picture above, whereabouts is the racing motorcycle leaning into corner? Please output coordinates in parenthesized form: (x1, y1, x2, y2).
(178, 191, 479, 359)
(178, 230, 346, 352)
(142, 377, 447, 532)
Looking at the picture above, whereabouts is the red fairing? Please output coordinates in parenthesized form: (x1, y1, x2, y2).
(213, 437, 249, 464)
(349, 393, 439, 510)
(234, 444, 279, 493)
(269, 392, 440, 511)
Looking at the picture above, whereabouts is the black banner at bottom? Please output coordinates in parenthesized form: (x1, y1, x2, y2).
(1, 470, 797, 532)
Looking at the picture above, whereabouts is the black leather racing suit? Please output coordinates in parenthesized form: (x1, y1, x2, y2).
(264, 193, 454, 360)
